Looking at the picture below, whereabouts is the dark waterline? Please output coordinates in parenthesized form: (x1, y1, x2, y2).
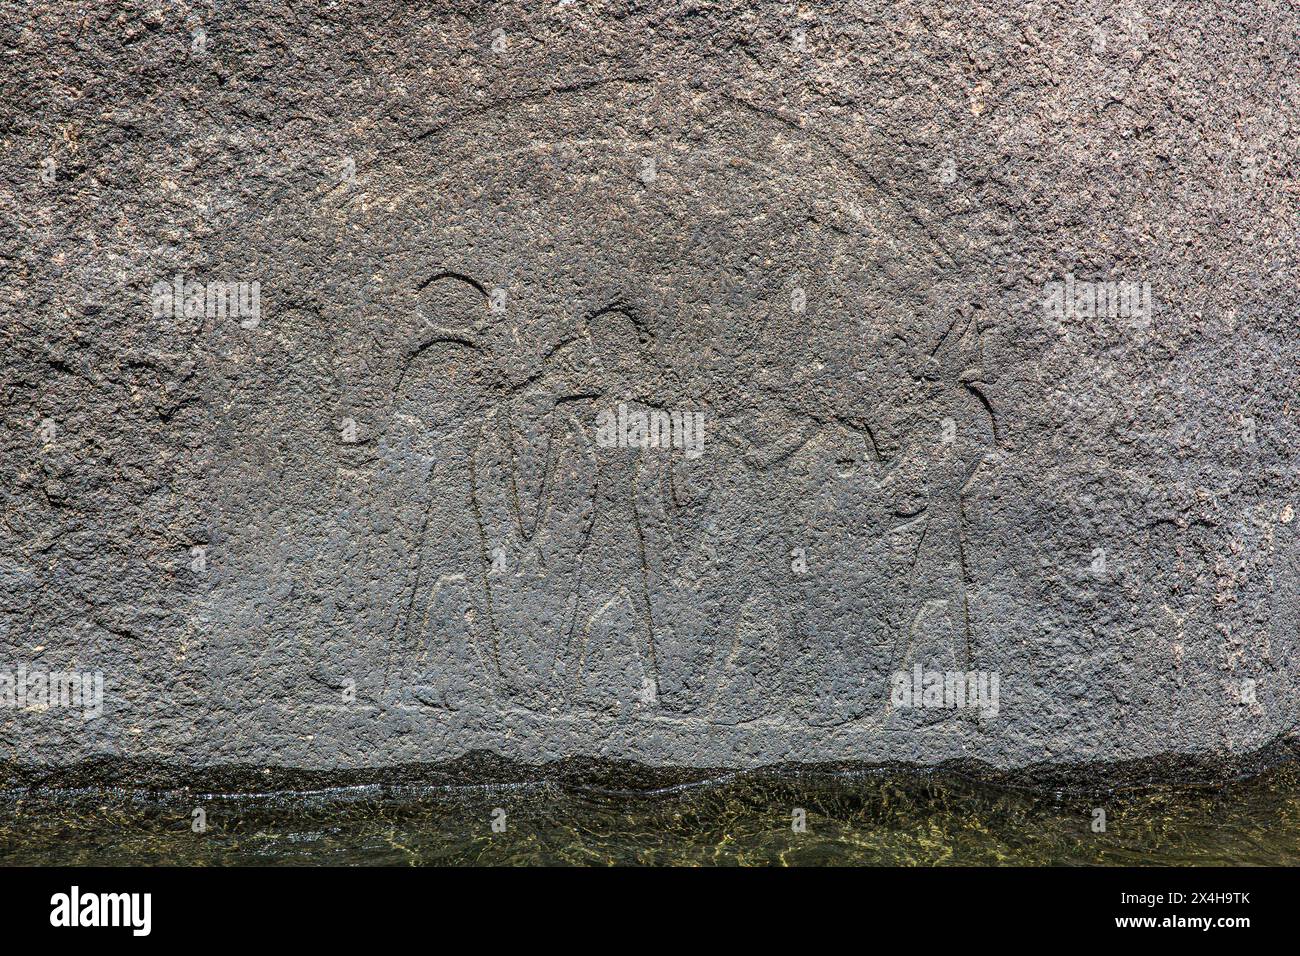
(2, 761, 1297, 866)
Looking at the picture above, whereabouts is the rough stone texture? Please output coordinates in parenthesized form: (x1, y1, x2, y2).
(2, 1, 1298, 780)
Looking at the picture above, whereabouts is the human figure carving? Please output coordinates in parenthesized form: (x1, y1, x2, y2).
(467, 303, 677, 715)
(541, 307, 667, 715)
(877, 313, 997, 695)
(383, 275, 500, 711)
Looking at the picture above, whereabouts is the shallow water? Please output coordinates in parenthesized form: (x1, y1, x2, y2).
(2, 762, 1297, 866)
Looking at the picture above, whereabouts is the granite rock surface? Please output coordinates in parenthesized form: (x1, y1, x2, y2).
(2, 1, 1298, 779)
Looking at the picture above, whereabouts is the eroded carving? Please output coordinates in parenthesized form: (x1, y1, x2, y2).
(381, 278, 1001, 729)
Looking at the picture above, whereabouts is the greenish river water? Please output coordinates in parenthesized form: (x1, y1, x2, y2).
(2, 763, 1297, 866)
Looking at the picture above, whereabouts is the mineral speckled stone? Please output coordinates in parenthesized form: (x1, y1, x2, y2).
(2, 1, 1298, 783)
